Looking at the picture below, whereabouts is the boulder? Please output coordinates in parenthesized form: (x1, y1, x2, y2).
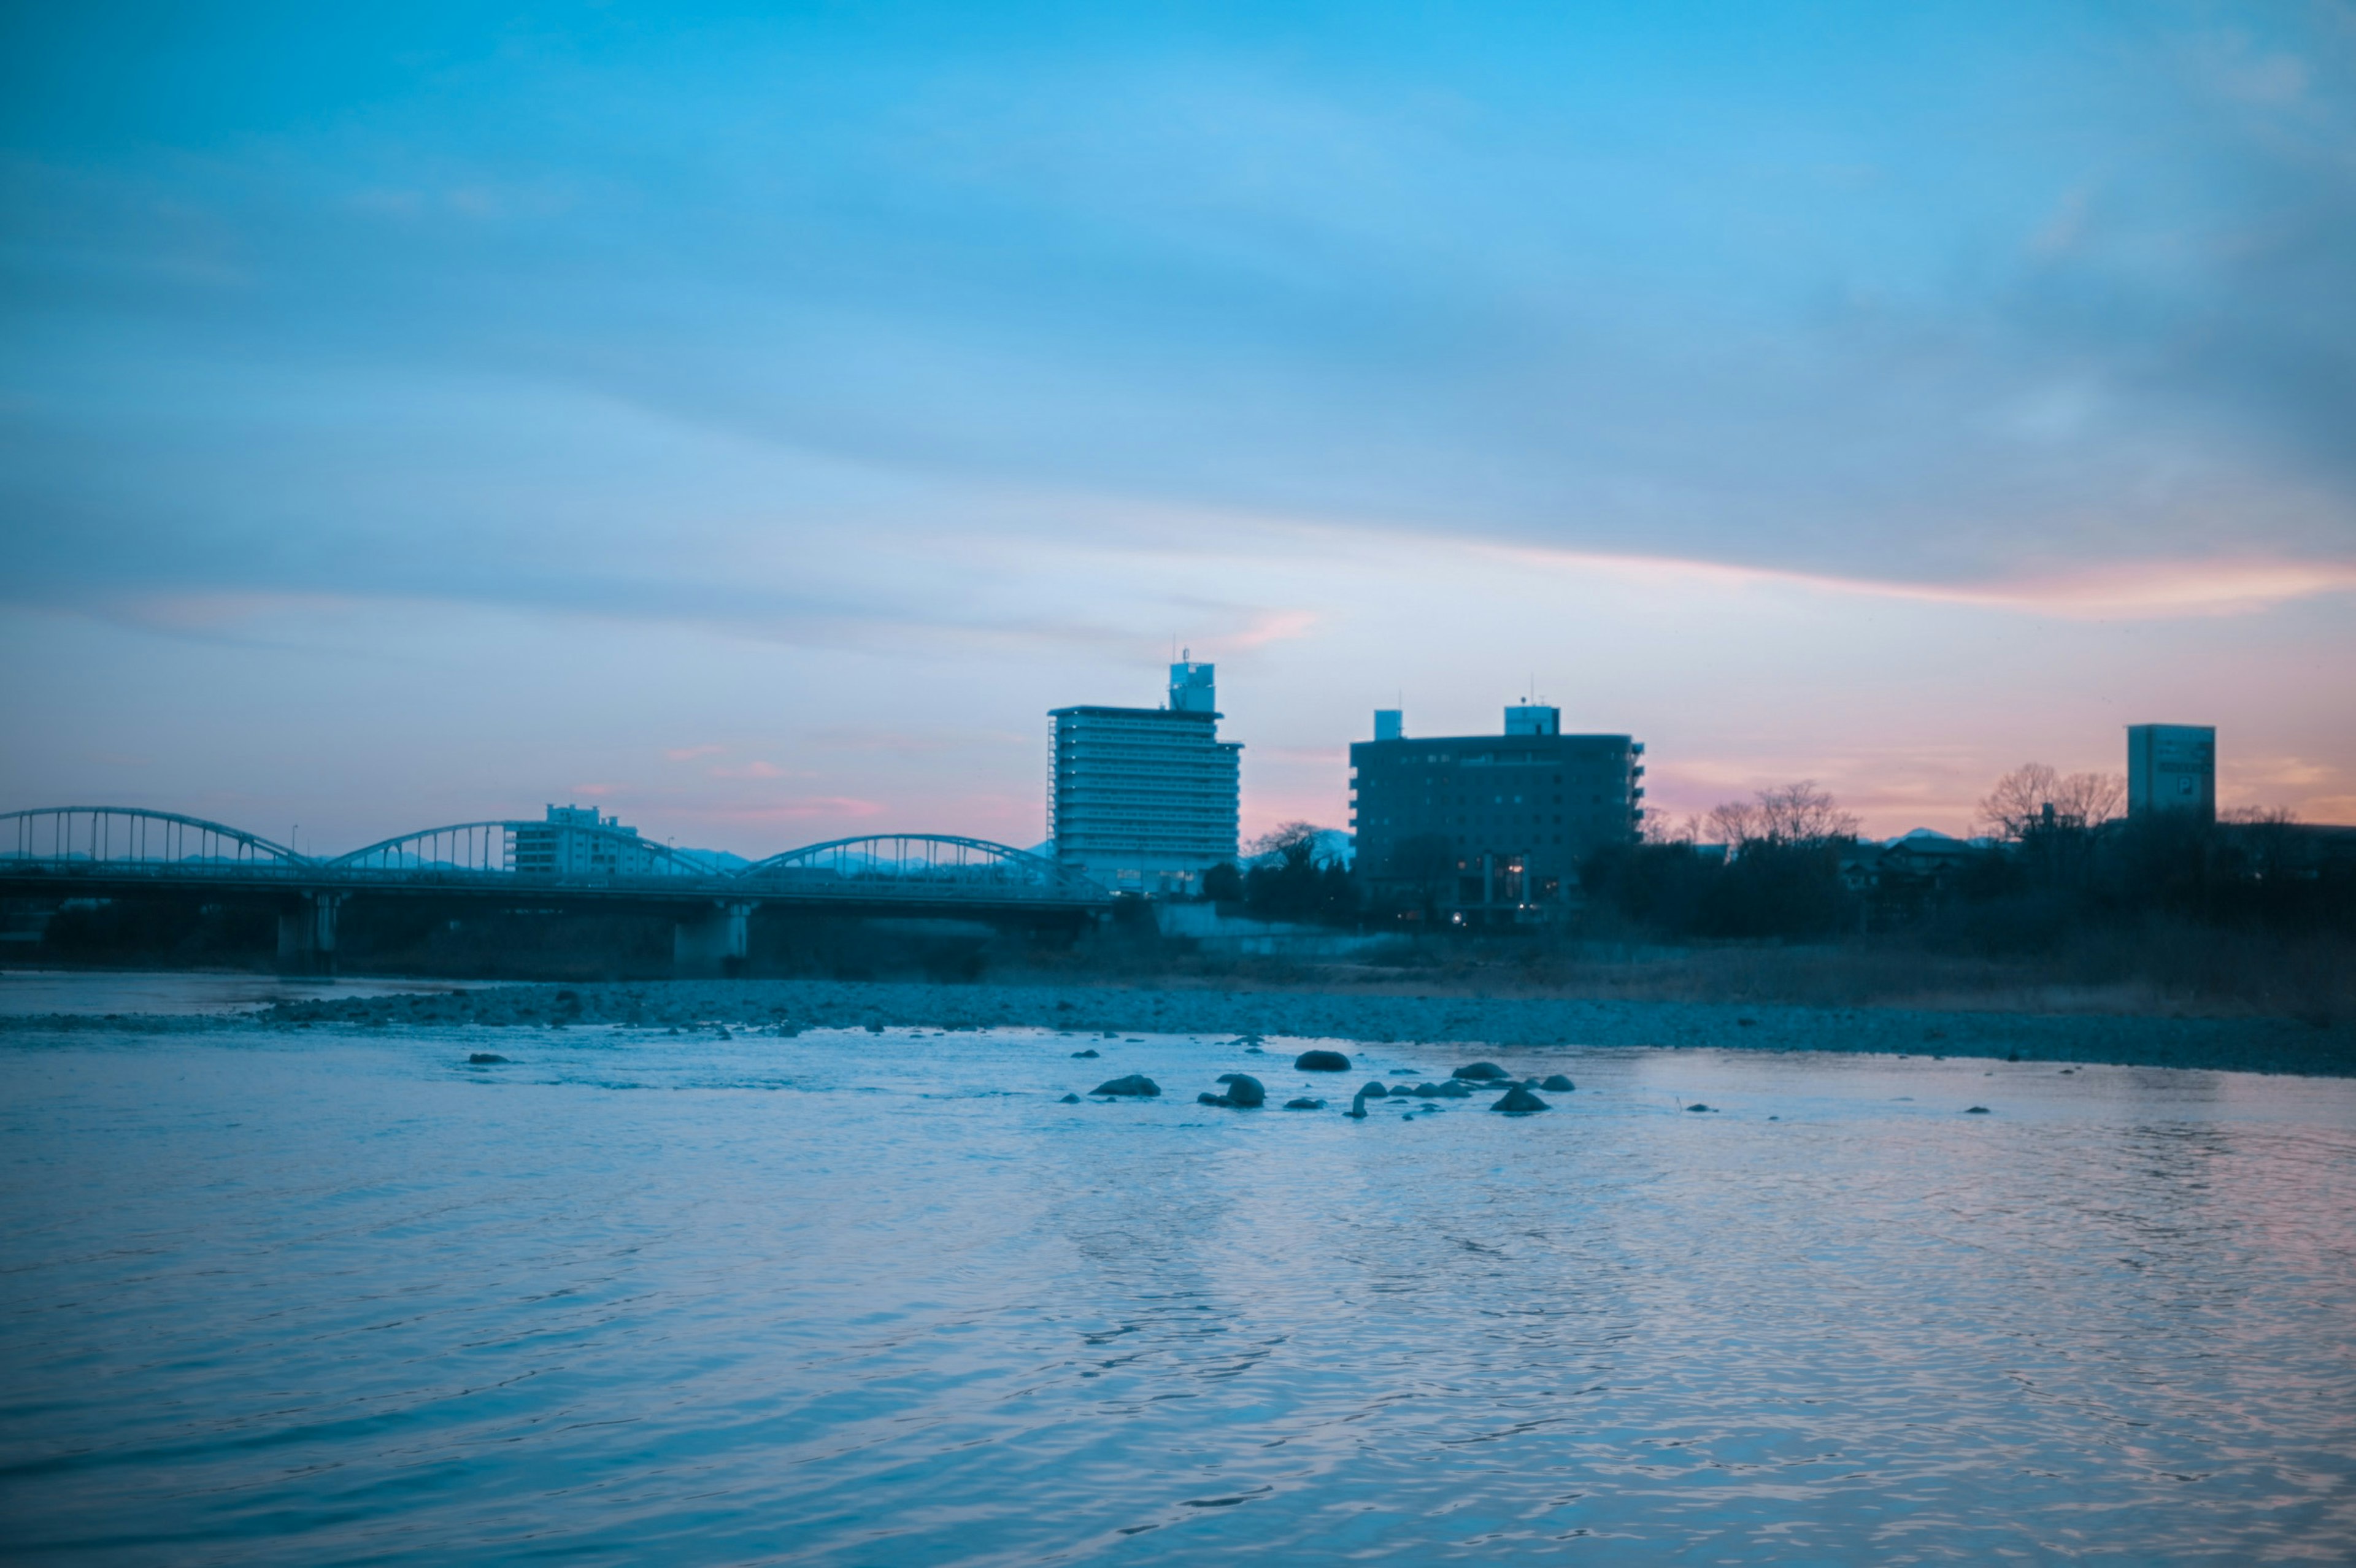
(1966, 1105, 1991, 1114)
(1214, 1073, 1266, 1107)
(1072, 1048, 1101, 1058)
(1294, 1049, 1352, 1072)
(1435, 1080, 1472, 1099)
(1060, 1093, 1082, 1104)
(1453, 1061, 1509, 1082)
(1358, 1081, 1390, 1100)
(1284, 1097, 1326, 1110)
(1092, 1075, 1161, 1097)
(1541, 1075, 1576, 1093)
(467, 1053, 509, 1066)
(1490, 1085, 1550, 1113)
(1685, 1103, 1711, 1113)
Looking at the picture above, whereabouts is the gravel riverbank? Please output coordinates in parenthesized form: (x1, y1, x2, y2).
(55, 978, 2327, 1077)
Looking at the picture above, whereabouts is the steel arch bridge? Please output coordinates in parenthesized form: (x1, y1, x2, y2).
(0, 807, 311, 875)
(0, 807, 1106, 905)
(0, 806, 1110, 974)
(738, 834, 1097, 899)
(326, 820, 719, 880)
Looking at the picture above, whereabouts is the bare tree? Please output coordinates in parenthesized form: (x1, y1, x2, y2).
(1979, 763, 2058, 840)
(2052, 771, 2125, 829)
(1706, 799, 1761, 847)
(1755, 782, 1860, 845)
(1251, 821, 1347, 866)
(1642, 812, 1702, 845)
(1980, 763, 2125, 839)
(1704, 782, 1857, 849)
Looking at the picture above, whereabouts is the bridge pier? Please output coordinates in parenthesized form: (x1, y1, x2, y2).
(674, 900, 752, 978)
(276, 892, 344, 975)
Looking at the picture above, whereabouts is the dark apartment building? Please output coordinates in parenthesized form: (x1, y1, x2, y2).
(1349, 704, 1643, 920)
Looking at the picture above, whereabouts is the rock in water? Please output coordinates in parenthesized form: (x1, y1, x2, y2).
(1214, 1073, 1266, 1107)
(1284, 1097, 1326, 1110)
(1966, 1105, 1991, 1114)
(1435, 1080, 1472, 1098)
(1453, 1061, 1509, 1082)
(1541, 1075, 1576, 1093)
(1060, 1093, 1081, 1104)
(1071, 1048, 1101, 1058)
(1686, 1103, 1711, 1113)
(1092, 1075, 1161, 1097)
(1358, 1081, 1390, 1101)
(1294, 1049, 1351, 1072)
(468, 1053, 509, 1066)
(1490, 1085, 1550, 1113)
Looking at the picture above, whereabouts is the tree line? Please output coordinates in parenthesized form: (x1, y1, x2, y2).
(1205, 769, 2352, 945)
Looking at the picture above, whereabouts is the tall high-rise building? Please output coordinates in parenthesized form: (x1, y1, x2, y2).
(1350, 704, 1643, 920)
(1049, 658, 1242, 894)
(2127, 724, 2217, 823)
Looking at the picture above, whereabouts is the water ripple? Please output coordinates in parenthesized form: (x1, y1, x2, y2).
(1, 1023, 2352, 1563)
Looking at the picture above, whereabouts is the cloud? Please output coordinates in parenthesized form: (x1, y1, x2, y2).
(687, 797, 888, 824)
(1477, 541, 2356, 620)
(6, 2, 2354, 615)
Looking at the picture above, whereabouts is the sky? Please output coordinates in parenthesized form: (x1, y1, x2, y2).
(4, 0, 2353, 856)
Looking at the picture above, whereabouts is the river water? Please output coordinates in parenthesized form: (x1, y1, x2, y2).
(2, 995, 2352, 1563)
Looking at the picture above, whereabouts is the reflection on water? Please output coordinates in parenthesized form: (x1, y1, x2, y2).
(1, 1022, 2350, 1564)
(0, 968, 485, 1015)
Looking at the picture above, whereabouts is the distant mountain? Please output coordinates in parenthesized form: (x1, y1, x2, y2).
(1308, 828, 1355, 868)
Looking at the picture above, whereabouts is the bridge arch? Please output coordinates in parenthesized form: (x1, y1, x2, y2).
(0, 807, 310, 870)
(326, 820, 718, 878)
(737, 834, 1104, 897)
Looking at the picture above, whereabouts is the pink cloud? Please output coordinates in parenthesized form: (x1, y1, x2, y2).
(1480, 544, 2356, 620)
(692, 797, 889, 824)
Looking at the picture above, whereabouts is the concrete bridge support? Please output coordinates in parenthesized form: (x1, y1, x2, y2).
(276, 892, 344, 975)
(674, 900, 752, 978)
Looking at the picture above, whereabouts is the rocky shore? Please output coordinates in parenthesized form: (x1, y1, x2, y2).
(15, 977, 2343, 1077)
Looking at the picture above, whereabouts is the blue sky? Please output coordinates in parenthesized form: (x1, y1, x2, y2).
(5, 1, 2352, 851)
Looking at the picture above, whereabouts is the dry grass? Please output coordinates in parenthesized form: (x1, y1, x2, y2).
(1015, 920, 2355, 1023)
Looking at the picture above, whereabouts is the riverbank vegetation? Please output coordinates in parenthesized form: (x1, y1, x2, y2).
(9, 773, 2350, 1021)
